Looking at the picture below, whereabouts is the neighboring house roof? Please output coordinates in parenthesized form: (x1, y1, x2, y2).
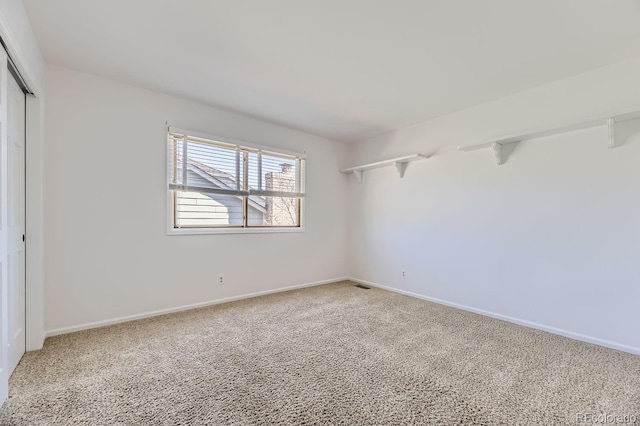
(186, 159, 267, 213)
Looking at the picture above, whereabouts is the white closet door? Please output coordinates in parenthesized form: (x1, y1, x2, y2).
(6, 65, 25, 376)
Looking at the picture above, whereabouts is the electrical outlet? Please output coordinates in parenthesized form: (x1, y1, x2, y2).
(219, 275, 224, 285)
(401, 270, 406, 278)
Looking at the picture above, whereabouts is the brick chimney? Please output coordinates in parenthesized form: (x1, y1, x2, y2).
(265, 163, 296, 226)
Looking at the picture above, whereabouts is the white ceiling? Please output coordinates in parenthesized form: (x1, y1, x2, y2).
(23, 0, 640, 142)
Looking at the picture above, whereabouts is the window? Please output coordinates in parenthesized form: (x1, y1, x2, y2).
(167, 128, 305, 233)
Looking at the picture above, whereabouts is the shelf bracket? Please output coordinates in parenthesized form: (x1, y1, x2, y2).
(340, 154, 426, 182)
(607, 118, 615, 149)
(492, 143, 503, 165)
(395, 161, 408, 178)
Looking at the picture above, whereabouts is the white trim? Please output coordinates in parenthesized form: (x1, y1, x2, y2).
(45, 277, 347, 338)
(347, 277, 640, 356)
(24, 96, 44, 351)
(167, 224, 305, 236)
(0, 44, 9, 405)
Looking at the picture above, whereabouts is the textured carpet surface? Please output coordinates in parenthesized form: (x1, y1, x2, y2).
(1, 281, 639, 425)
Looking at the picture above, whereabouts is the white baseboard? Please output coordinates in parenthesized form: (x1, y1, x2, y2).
(347, 277, 640, 356)
(45, 277, 348, 338)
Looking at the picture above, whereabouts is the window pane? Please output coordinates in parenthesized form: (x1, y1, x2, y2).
(175, 191, 244, 227)
(248, 196, 299, 227)
(170, 137, 243, 193)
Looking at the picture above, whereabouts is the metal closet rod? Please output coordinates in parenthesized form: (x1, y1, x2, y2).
(0, 35, 33, 95)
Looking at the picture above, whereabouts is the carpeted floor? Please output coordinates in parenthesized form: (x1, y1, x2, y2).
(1, 281, 639, 425)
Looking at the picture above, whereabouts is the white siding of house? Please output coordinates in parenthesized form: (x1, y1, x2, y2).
(175, 192, 232, 227)
(174, 170, 263, 227)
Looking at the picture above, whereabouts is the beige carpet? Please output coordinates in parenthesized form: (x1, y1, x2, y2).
(1, 281, 639, 425)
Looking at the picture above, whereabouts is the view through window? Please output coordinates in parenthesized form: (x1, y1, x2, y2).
(167, 130, 305, 229)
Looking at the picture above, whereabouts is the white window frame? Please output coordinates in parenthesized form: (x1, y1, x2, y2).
(166, 127, 306, 235)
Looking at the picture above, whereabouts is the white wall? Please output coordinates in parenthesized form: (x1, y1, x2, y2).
(0, 0, 46, 350)
(347, 55, 640, 354)
(44, 65, 349, 334)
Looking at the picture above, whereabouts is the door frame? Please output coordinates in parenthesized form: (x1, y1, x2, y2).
(0, 44, 8, 403)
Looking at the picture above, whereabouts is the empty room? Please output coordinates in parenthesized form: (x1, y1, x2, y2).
(0, 0, 639, 424)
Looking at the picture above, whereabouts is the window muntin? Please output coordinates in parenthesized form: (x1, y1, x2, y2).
(167, 129, 305, 230)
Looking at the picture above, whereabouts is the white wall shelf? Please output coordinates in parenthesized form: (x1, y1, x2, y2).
(458, 108, 640, 165)
(340, 154, 426, 183)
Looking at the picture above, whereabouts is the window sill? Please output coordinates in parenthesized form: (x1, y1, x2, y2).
(166, 226, 305, 236)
